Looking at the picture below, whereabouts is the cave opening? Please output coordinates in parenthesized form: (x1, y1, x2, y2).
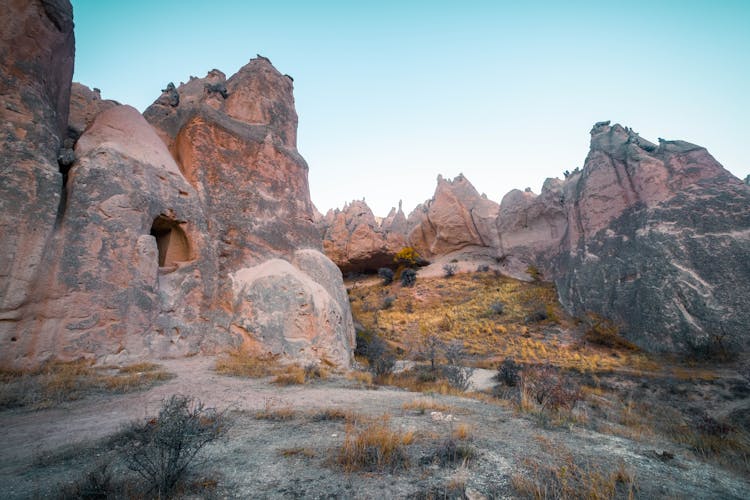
(150, 216, 190, 267)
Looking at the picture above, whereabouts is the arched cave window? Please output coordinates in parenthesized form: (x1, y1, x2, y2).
(150, 216, 190, 267)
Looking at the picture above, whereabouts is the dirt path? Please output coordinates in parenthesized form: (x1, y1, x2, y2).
(1, 358, 749, 499)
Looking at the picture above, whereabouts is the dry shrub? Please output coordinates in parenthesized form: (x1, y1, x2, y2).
(310, 408, 359, 422)
(520, 364, 582, 413)
(347, 370, 374, 386)
(402, 397, 452, 414)
(122, 395, 227, 498)
(337, 415, 412, 472)
(272, 364, 307, 385)
(215, 349, 279, 378)
(452, 423, 473, 441)
(423, 438, 476, 467)
(512, 454, 636, 500)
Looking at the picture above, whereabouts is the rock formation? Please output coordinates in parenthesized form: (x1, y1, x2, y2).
(552, 122, 750, 354)
(0, 0, 74, 358)
(407, 174, 502, 259)
(320, 200, 407, 273)
(1, 7, 354, 368)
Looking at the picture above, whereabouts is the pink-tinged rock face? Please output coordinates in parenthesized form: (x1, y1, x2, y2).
(320, 200, 407, 273)
(68, 83, 119, 138)
(0, 0, 74, 362)
(407, 174, 501, 258)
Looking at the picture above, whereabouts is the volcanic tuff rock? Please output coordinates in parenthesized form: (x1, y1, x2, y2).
(320, 200, 407, 273)
(67, 82, 119, 138)
(408, 174, 502, 259)
(0, 0, 74, 351)
(1, 35, 354, 366)
(552, 122, 750, 354)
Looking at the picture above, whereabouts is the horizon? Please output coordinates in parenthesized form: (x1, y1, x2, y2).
(71, 0, 750, 217)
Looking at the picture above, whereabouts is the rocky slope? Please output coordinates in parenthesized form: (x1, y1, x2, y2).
(0, 4, 354, 368)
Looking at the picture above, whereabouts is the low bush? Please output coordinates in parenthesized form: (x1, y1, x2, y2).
(520, 364, 582, 412)
(496, 357, 521, 387)
(382, 295, 396, 310)
(363, 333, 395, 376)
(337, 416, 412, 472)
(377, 267, 394, 285)
(583, 313, 637, 350)
(443, 263, 457, 277)
(401, 268, 417, 287)
(443, 365, 474, 392)
(489, 300, 505, 315)
(122, 395, 227, 498)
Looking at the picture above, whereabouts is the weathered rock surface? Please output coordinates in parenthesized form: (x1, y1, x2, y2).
(552, 122, 750, 354)
(2, 52, 354, 367)
(407, 174, 502, 259)
(320, 200, 407, 273)
(0, 0, 74, 354)
(67, 82, 118, 138)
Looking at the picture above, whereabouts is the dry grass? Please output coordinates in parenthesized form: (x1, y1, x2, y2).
(452, 422, 472, 441)
(511, 451, 636, 500)
(347, 370, 374, 387)
(0, 360, 174, 410)
(402, 397, 452, 414)
(254, 398, 297, 421)
(272, 365, 307, 385)
(348, 273, 657, 374)
(214, 349, 280, 378)
(279, 447, 316, 458)
(337, 415, 414, 472)
(309, 408, 360, 422)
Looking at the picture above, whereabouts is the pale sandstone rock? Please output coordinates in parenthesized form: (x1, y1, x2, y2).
(321, 200, 407, 273)
(0, 0, 74, 355)
(407, 174, 501, 258)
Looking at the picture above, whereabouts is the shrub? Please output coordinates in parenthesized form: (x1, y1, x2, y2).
(423, 438, 475, 467)
(122, 395, 227, 498)
(414, 334, 445, 370)
(443, 340, 467, 366)
(377, 267, 394, 285)
(354, 328, 373, 357)
(443, 365, 474, 392)
(364, 333, 395, 376)
(381, 296, 396, 310)
(476, 264, 490, 273)
(394, 247, 423, 268)
(443, 263, 457, 277)
(489, 300, 505, 315)
(337, 416, 411, 472)
(496, 357, 520, 387)
(401, 268, 417, 287)
(520, 364, 582, 412)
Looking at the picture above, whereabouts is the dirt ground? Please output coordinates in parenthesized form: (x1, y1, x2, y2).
(1, 357, 748, 499)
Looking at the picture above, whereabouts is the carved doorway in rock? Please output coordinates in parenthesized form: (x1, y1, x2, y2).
(150, 216, 190, 268)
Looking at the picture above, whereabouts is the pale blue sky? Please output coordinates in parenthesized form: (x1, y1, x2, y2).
(71, 0, 749, 216)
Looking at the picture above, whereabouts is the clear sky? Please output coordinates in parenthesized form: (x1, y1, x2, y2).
(71, 0, 749, 217)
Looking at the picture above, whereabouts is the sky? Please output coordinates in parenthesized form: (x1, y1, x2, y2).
(71, 0, 750, 217)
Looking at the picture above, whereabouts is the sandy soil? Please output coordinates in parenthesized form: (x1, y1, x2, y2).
(1, 357, 748, 499)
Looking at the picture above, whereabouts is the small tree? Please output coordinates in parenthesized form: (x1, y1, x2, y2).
(415, 334, 445, 371)
(394, 247, 422, 268)
(401, 268, 417, 287)
(377, 267, 394, 285)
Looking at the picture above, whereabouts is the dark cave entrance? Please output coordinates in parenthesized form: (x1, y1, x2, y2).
(150, 216, 190, 267)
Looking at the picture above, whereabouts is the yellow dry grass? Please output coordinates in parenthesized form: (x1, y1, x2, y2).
(402, 397, 452, 414)
(349, 273, 657, 374)
(0, 360, 174, 410)
(337, 415, 414, 472)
